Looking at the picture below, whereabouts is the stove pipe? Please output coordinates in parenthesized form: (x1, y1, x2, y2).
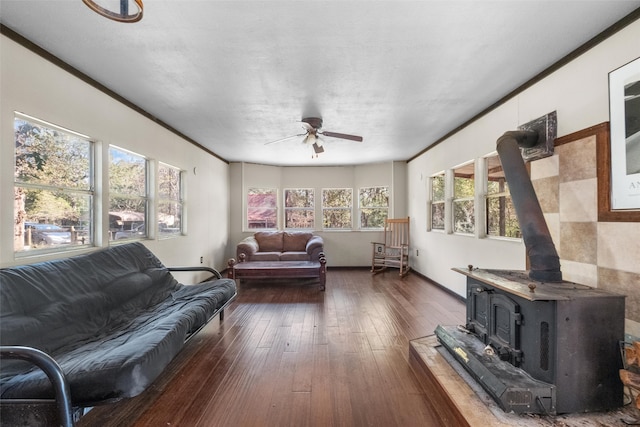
(496, 130, 562, 282)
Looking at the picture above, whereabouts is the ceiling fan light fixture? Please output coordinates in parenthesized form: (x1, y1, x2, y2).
(312, 142, 325, 154)
(83, 0, 144, 23)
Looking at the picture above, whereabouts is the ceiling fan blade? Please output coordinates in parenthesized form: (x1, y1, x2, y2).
(319, 131, 363, 142)
(265, 133, 306, 145)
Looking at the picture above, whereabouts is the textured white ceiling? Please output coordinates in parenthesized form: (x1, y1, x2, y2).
(1, 1, 639, 166)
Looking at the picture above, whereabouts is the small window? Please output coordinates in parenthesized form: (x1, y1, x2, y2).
(322, 188, 352, 229)
(486, 154, 521, 238)
(284, 188, 314, 229)
(109, 146, 148, 241)
(453, 162, 475, 234)
(158, 162, 183, 238)
(247, 188, 277, 229)
(429, 173, 445, 231)
(14, 114, 93, 253)
(359, 186, 389, 229)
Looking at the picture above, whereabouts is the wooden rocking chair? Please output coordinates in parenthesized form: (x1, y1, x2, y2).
(371, 217, 410, 277)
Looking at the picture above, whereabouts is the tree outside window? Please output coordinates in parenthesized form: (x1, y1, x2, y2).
(109, 146, 148, 241)
(322, 188, 352, 229)
(486, 154, 521, 238)
(284, 188, 314, 229)
(158, 163, 183, 238)
(359, 186, 389, 229)
(247, 188, 277, 229)
(453, 162, 475, 234)
(14, 114, 93, 252)
(429, 173, 445, 231)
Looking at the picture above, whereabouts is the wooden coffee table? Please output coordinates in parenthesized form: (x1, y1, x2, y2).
(228, 255, 327, 291)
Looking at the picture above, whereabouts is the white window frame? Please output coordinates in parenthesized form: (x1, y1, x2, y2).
(452, 161, 475, 235)
(14, 112, 95, 255)
(158, 162, 184, 239)
(322, 188, 353, 230)
(484, 152, 522, 240)
(246, 187, 278, 230)
(428, 172, 445, 232)
(108, 145, 149, 242)
(358, 186, 389, 230)
(284, 188, 315, 229)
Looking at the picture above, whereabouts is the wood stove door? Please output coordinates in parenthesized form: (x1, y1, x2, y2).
(466, 283, 490, 343)
(488, 293, 522, 366)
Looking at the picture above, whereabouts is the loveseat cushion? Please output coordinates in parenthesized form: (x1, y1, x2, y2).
(250, 252, 282, 262)
(279, 251, 311, 261)
(254, 231, 283, 252)
(283, 231, 313, 252)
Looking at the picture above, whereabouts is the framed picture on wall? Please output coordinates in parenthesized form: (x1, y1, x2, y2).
(609, 56, 640, 210)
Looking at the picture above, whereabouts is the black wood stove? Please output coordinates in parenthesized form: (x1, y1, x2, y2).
(435, 115, 625, 415)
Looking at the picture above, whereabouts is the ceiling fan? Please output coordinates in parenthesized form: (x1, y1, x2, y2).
(265, 117, 363, 157)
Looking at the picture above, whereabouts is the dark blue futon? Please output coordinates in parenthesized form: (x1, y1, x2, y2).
(0, 242, 236, 425)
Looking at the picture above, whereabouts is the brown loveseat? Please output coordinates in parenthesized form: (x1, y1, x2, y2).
(236, 231, 324, 262)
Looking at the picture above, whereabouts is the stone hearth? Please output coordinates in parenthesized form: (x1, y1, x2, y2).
(408, 335, 639, 426)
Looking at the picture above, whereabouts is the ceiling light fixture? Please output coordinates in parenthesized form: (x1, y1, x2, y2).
(83, 0, 144, 23)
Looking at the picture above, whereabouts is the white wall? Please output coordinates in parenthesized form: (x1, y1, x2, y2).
(408, 19, 640, 297)
(0, 35, 230, 278)
(228, 161, 407, 267)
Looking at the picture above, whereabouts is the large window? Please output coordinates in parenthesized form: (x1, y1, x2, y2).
(109, 146, 148, 241)
(452, 162, 475, 234)
(486, 154, 521, 238)
(359, 186, 389, 229)
(322, 188, 352, 229)
(14, 114, 93, 253)
(158, 162, 183, 238)
(429, 173, 445, 231)
(247, 188, 277, 229)
(284, 188, 314, 229)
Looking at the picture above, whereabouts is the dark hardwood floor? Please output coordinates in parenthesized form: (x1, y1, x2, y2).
(79, 268, 466, 427)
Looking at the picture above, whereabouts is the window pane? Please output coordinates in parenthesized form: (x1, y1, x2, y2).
(360, 208, 387, 228)
(15, 119, 91, 190)
(323, 188, 351, 207)
(285, 189, 313, 207)
(486, 155, 509, 195)
(431, 175, 445, 201)
(247, 188, 277, 229)
(159, 164, 181, 199)
(431, 202, 445, 230)
(20, 190, 92, 249)
(454, 163, 474, 198)
(158, 201, 182, 237)
(487, 195, 521, 238)
(323, 209, 352, 229)
(285, 210, 314, 228)
(360, 187, 389, 207)
(453, 199, 475, 234)
(109, 148, 146, 196)
(108, 207, 146, 240)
